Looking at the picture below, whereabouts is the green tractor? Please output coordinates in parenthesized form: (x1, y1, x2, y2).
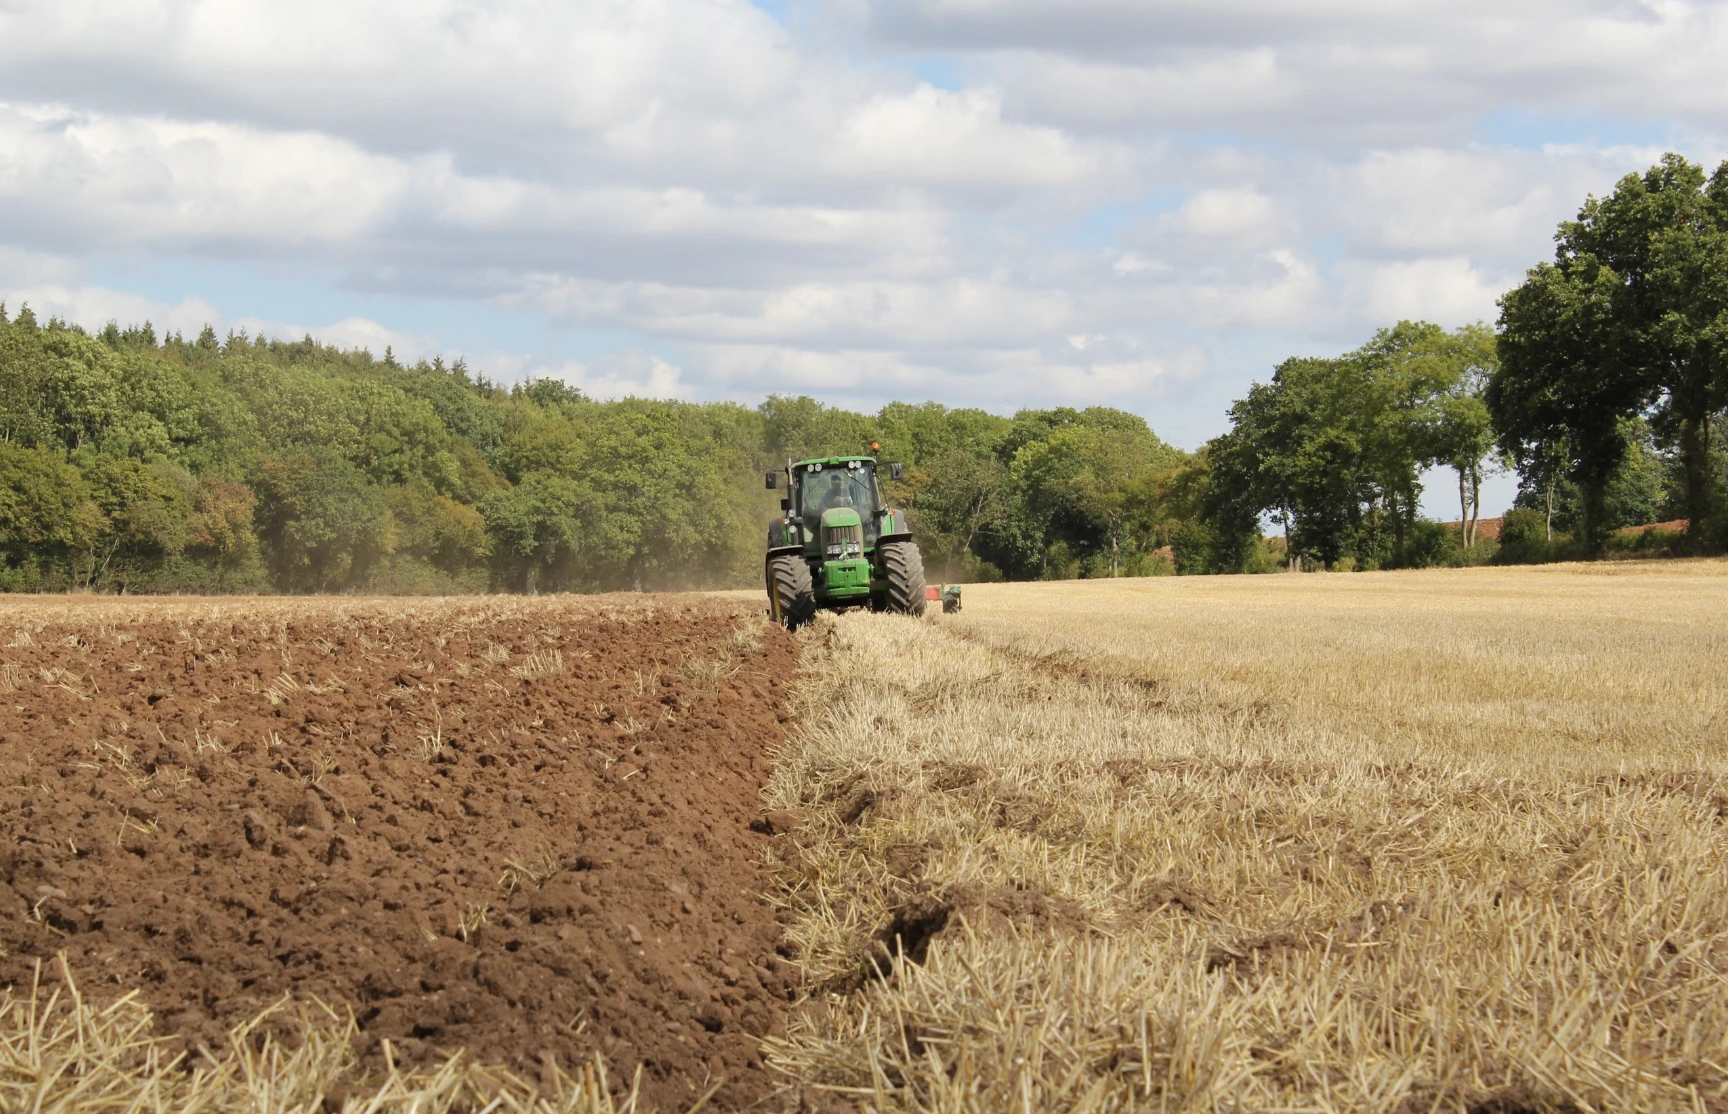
(763, 445, 926, 629)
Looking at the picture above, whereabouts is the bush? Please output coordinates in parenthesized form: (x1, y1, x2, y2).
(1243, 536, 1287, 574)
(1496, 508, 1553, 564)
(1460, 540, 1499, 566)
(1399, 520, 1464, 569)
(1605, 525, 1684, 559)
(1168, 521, 1214, 575)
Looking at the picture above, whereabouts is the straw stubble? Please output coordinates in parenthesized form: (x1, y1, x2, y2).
(764, 561, 1728, 1112)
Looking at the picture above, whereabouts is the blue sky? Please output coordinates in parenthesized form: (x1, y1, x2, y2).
(3, 0, 1726, 518)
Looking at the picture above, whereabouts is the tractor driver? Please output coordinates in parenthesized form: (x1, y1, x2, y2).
(819, 469, 857, 512)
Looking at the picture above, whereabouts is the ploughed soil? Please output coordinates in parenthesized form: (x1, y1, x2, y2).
(0, 595, 799, 1112)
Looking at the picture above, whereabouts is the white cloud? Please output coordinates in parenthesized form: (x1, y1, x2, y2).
(504, 274, 1075, 349)
(1319, 146, 1657, 265)
(0, 0, 1723, 445)
(864, 0, 1728, 141)
(0, 252, 437, 357)
(2, 280, 221, 339)
(1338, 256, 1506, 326)
(833, 85, 1102, 192)
(0, 103, 410, 253)
(518, 353, 691, 402)
(1171, 187, 1280, 242)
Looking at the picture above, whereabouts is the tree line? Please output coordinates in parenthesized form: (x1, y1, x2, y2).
(0, 308, 1194, 592)
(1177, 152, 1722, 572)
(1, 153, 1716, 593)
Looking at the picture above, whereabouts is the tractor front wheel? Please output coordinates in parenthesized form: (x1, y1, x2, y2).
(767, 554, 817, 630)
(879, 540, 927, 617)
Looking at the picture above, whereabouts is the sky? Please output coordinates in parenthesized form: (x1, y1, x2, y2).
(3, 0, 1727, 519)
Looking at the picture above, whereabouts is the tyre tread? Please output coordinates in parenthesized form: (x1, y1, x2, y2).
(880, 541, 927, 617)
(767, 554, 817, 630)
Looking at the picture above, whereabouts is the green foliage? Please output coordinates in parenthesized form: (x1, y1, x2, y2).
(904, 448, 1013, 581)
(186, 476, 265, 588)
(0, 443, 102, 589)
(1496, 508, 1557, 564)
(762, 396, 877, 462)
(0, 308, 1219, 590)
(1428, 323, 1500, 545)
(388, 481, 492, 577)
(1010, 416, 1181, 577)
(1199, 322, 1491, 570)
(11, 302, 1580, 592)
(1604, 523, 1685, 559)
(956, 407, 1184, 580)
(82, 456, 194, 589)
(252, 450, 392, 591)
(1493, 241, 1648, 552)
(1492, 153, 1728, 552)
(480, 472, 586, 593)
(1399, 520, 1464, 569)
(572, 403, 762, 591)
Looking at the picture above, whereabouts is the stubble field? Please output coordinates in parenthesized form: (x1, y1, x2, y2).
(766, 561, 1728, 1112)
(4, 561, 1727, 1113)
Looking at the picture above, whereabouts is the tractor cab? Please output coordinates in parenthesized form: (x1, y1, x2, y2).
(794, 458, 885, 550)
(762, 447, 924, 627)
(765, 454, 907, 555)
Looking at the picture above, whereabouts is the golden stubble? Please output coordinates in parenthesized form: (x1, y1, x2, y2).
(765, 560, 1728, 1113)
(0, 958, 637, 1114)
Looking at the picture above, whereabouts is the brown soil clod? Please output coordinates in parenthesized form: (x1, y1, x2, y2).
(876, 896, 952, 967)
(0, 597, 799, 1112)
(751, 809, 806, 837)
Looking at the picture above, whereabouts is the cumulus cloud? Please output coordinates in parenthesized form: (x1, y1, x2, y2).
(497, 352, 692, 402)
(0, 250, 435, 359)
(0, 103, 409, 255)
(2, 279, 222, 339)
(1337, 257, 1507, 325)
(0, 0, 1722, 447)
(865, 0, 1728, 141)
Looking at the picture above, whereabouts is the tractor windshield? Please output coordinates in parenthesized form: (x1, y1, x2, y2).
(798, 464, 881, 543)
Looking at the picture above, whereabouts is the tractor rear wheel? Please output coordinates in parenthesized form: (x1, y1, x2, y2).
(767, 554, 817, 630)
(879, 540, 927, 617)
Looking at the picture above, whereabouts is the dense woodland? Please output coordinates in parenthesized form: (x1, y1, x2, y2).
(0, 154, 1721, 593)
(0, 308, 1196, 593)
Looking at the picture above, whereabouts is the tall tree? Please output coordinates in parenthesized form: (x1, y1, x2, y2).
(760, 396, 877, 463)
(251, 449, 392, 591)
(1424, 324, 1499, 546)
(1491, 256, 1648, 553)
(480, 472, 585, 593)
(1558, 155, 1728, 545)
(82, 456, 192, 589)
(0, 443, 103, 588)
(1208, 355, 1382, 569)
(2, 309, 1221, 591)
(907, 449, 1013, 580)
(186, 476, 261, 587)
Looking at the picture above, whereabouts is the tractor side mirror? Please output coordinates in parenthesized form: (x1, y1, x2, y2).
(765, 471, 779, 490)
(889, 462, 905, 480)
(780, 497, 791, 511)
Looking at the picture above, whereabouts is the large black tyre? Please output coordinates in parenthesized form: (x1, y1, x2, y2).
(879, 540, 928, 617)
(766, 554, 817, 630)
